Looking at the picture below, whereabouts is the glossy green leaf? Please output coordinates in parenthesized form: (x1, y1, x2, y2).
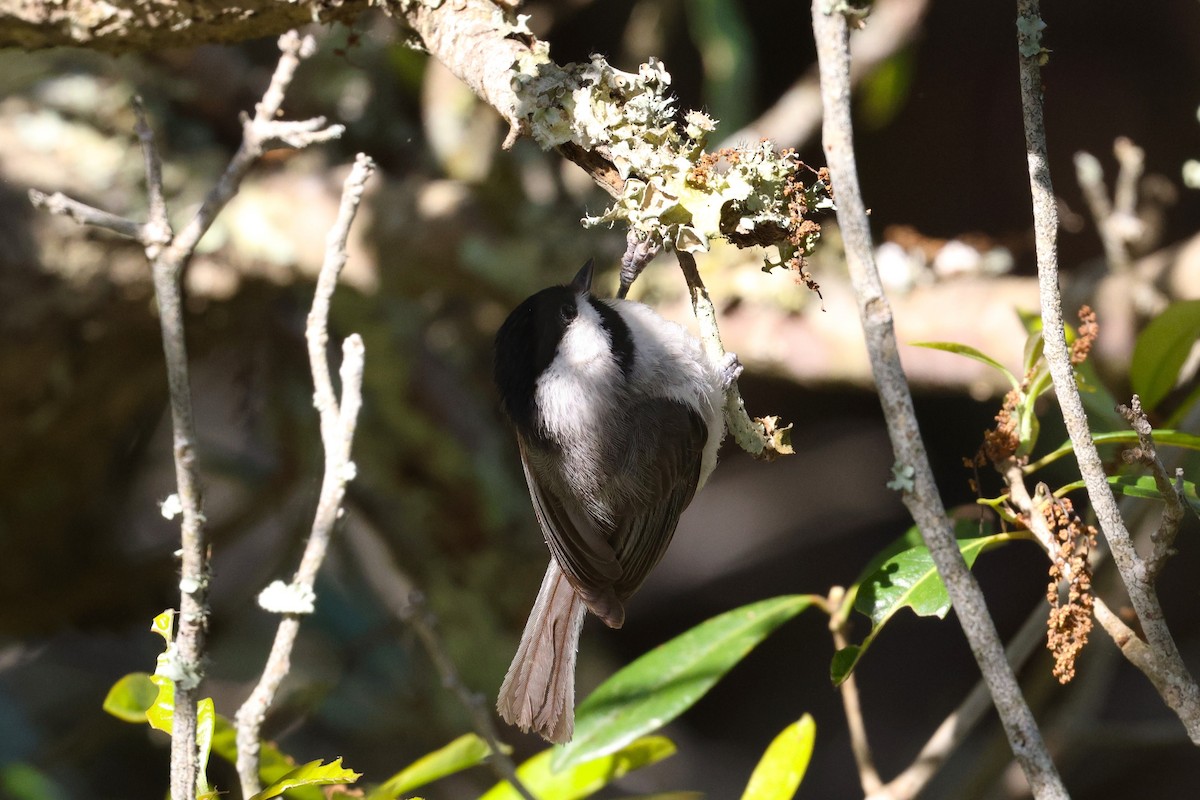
(196, 697, 215, 797)
(1131, 300, 1200, 410)
(102, 672, 159, 723)
(1056, 474, 1200, 516)
(248, 758, 361, 800)
(145, 674, 175, 734)
(151, 609, 175, 642)
(481, 737, 674, 800)
(835, 519, 989, 629)
(740, 715, 816, 800)
(832, 530, 1014, 685)
(1026, 429, 1200, 473)
(210, 717, 326, 800)
(911, 341, 1019, 390)
(368, 733, 493, 799)
(555, 595, 817, 770)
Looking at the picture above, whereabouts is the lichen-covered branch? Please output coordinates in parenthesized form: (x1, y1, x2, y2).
(1015, 0, 1200, 745)
(811, 3, 1067, 796)
(677, 251, 791, 458)
(0, 0, 367, 51)
(234, 155, 373, 799)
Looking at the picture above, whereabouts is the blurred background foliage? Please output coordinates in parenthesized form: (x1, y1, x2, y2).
(2, 0, 1200, 797)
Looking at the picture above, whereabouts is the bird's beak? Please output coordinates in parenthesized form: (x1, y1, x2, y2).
(570, 259, 594, 294)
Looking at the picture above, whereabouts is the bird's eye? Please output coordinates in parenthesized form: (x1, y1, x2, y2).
(559, 303, 576, 322)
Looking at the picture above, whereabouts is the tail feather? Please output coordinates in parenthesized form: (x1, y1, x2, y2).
(497, 560, 587, 743)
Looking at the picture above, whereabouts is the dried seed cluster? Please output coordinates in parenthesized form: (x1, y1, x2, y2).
(1043, 497, 1096, 683)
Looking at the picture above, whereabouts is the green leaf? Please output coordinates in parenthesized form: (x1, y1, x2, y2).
(1025, 429, 1200, 473)
(103, 673, 159, 723)
(910, 341, 1019, 390)
(832, 530, 1014, 685)
(368, 733, 493, 799)
(555, 595, 817, 770)
(835, 519, 988, 629)
(740, 715, 816, 800)
(196, 697, 215, 797)
(481, 737, 675, 800)
(151, 609, 175, 643)
(145, 674, 175, 734)
(1131, 300, 1200, 410)
(1056, 474, 1200, 516)
(248, 758, 361, 800)
(1022, 330, 1045, 378)
(210, 717, 326, 800)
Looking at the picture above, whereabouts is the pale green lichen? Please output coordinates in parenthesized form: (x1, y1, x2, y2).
(512, 52, 831, 275)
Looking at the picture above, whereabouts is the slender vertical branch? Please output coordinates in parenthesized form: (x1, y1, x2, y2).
(870, 602, 1049, 800)
(828, 589, 882, 795)
(676, 251, 785, 457)
(1015, 0, 1200, 744)
(234, 155, 374, 799)
(128, 96, 211, 800)
(811, 3, 1068, 796)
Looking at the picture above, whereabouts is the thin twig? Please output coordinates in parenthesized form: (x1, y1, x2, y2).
(676, 251, 784, 458)
(1073, 151, 1130, 274)
(719, 0, 930, 150)
(167, 31, 343, 264)
(341, 515, 539, 800)
(828, 588, 883, 795)
(27, 189, 148, 240)
(234, 155, 374, 799)
(1015, 0, 1200, 745)
(811, 3, 1068, 796)
(1116, 395, 1187, 579)
(870, 599, 1049, 800)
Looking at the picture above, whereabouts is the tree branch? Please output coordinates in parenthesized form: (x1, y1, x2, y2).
(870, 599, 1049, 800)
(0, 0, 368, 51)
(811, 3, 1068, 796)
(1015, 0, 1200, 745)
(233, 154, 372, 798)
(828, 588, 883, 796)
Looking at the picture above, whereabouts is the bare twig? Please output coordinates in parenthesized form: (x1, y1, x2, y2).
(676, 251, 784, 458)
(168, 32, 343, 264)
(234, 155, 374, 799)
(341, 516, 538, 800)
(828, 588, 883, 795)
(1116, 395, 1187, 579)
(870, 600, 1049, 800)
(26, 189, 147, 239)
(1015, 0, 1200, 744)
(720, 0, 930, 150)
(1073, 139, 1145, 276)
(811, 3, 1067, 796)
(29, 30, 349, 798)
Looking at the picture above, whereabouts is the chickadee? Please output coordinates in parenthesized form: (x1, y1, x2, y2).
(493, 259, 731, 743)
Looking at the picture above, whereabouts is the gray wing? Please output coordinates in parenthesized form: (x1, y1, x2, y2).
(517, 438, 625, 625)
(609, 398, 708, 599)
(516, 398, 708, 628)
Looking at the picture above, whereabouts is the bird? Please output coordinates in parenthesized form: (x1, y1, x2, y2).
(492, 258, 731, 742)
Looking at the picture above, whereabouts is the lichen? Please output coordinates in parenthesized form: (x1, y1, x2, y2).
(512, 52, 831, 276)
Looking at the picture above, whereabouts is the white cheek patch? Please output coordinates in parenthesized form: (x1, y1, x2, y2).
(535, 299, 621, 444)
